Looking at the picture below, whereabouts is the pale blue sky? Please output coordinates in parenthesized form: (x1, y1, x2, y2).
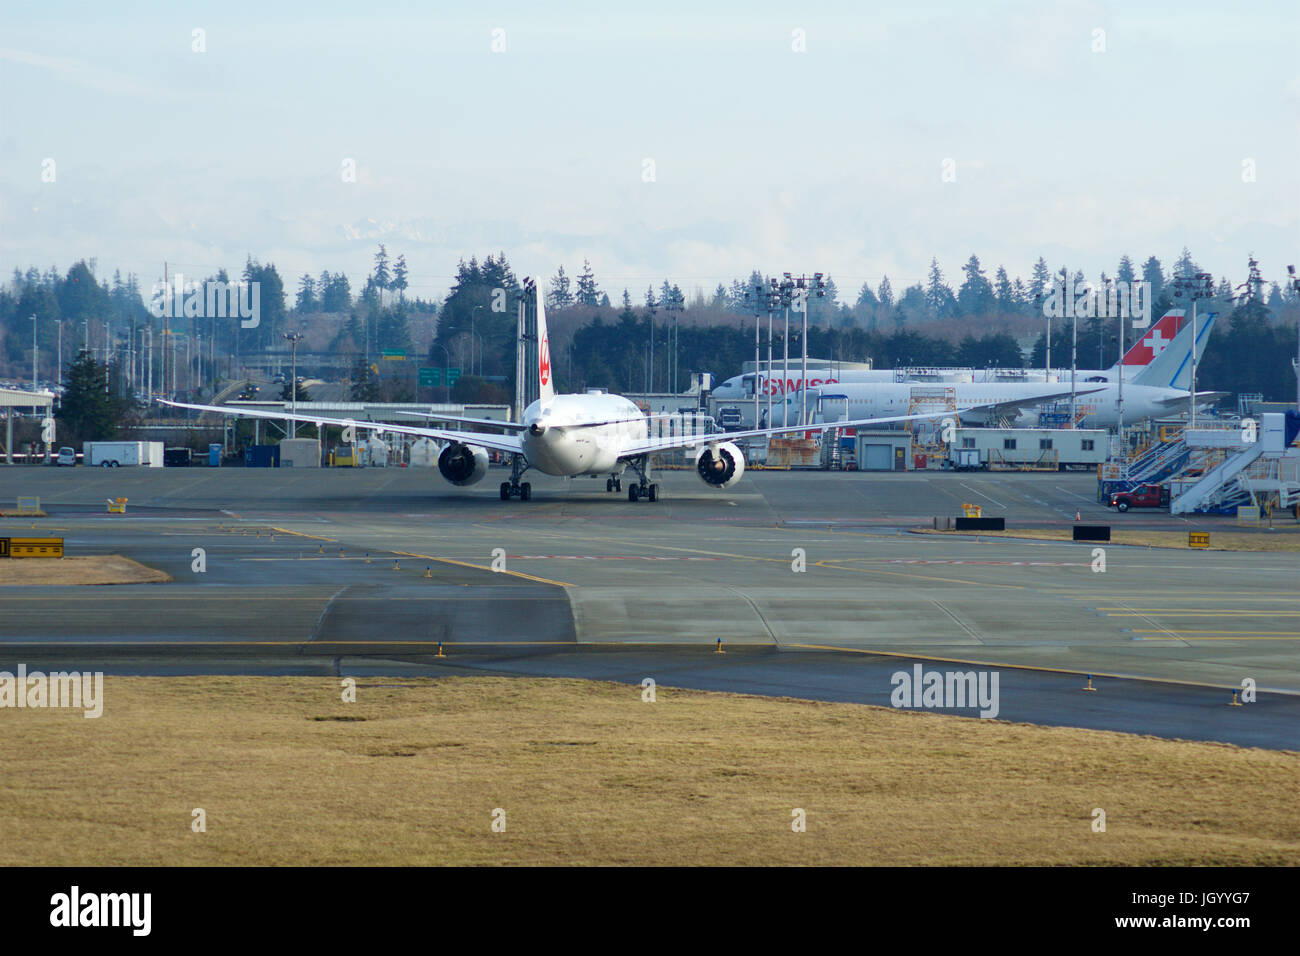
(2, 0, 1297, 301)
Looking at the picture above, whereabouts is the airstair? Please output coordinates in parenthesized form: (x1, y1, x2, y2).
(1171, 412, 1300, 515)
(1170, 443, 1265, 514)
(908, 387, 956, 467)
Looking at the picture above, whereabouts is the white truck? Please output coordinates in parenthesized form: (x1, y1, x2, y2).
(83, 441, 164, 468)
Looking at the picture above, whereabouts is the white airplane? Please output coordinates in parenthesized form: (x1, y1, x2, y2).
(800, 311, 1222, 430)
(711, 309, 1194, 403)
(162, 279, 1008, 502)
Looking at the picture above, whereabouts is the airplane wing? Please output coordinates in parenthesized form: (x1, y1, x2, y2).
(394, 410, 689, 433)
(158, 399, 524, 456)
(1152, 391, 1228, 408)
(393, 411, 527, 431)
(616, 385, 1111, 458)
(618, 407, 975, 457)
(974, 384, 1110, 419)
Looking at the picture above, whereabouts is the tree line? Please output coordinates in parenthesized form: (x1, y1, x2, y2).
(3, 247, 1295, 405)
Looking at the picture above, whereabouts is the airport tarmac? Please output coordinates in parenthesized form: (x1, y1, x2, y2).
(1, 465, 1297, 749)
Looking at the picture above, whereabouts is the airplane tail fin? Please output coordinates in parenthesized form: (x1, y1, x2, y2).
(1134, 310, 1217, 389)
(535, 279, 554, 403)
(1110, 309, 1184, 376)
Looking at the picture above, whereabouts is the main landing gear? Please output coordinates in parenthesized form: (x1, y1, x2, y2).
(623, 456, 660, 503)
(605, 475, 623, 493)
(500, 455, 533, 501)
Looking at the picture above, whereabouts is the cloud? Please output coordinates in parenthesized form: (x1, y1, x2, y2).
(0, 47, 157, 98)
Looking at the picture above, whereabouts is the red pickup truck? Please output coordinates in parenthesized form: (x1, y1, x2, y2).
(1108, 483, 1170, 512)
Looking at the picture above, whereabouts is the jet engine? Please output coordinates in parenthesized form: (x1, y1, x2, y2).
(438, 442, 489, 486)
(693, 441, 745, 488)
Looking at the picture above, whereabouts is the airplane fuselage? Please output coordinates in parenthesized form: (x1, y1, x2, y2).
(520, 393, 648, 476)
(799, 382, 1189, 428)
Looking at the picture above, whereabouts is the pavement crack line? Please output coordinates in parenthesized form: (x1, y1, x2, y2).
(1115, 601, 1190, 646)
(727, 586, 781, 647)
(306, 586, 350, 646)
(930, 600, 985, 644)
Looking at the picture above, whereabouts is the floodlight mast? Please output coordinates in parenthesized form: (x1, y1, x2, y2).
(283, 331, 303, 438)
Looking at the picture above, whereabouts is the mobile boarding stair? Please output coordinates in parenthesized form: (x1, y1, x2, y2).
(1171, 412, 1300, 515)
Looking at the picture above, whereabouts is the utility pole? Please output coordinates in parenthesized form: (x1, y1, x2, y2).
(56, 321, 62, 390)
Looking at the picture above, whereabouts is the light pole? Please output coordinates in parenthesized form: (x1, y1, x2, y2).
(1070, 275, 1079, 429)
(283, 331, 303, 438)
(471, 305, 485, 377)
(449, 328, 484, 380)
(1290, 265, 1300, 408)
(767, 278, 777, 426)
(742, 280, 767, 428)
(431, 343, 451, 403)
(30, 314, 37, 391)
(780, 275, 793, 425)
(1117, 307, 1126, 455)
(790, 273, 826, 426)
(1173, 271, 1214, 429)
(648, 303, 656, 393)
(665, 299, 680, 393)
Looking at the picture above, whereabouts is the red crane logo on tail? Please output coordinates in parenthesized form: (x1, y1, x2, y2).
(539, 331, 551, 386)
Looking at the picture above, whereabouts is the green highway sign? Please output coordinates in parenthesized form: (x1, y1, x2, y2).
(381, 349, 407, 360)
(419, 367, 461, 387)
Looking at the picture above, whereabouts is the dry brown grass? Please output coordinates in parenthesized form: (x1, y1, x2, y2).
(0, 555, 171, 585)
(1, 676, 1296, 866)
(918, 526, 1300, 551)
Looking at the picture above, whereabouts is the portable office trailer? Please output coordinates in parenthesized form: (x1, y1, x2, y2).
(947, 428, 1108, 471)
(278, 438, 321, 468)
